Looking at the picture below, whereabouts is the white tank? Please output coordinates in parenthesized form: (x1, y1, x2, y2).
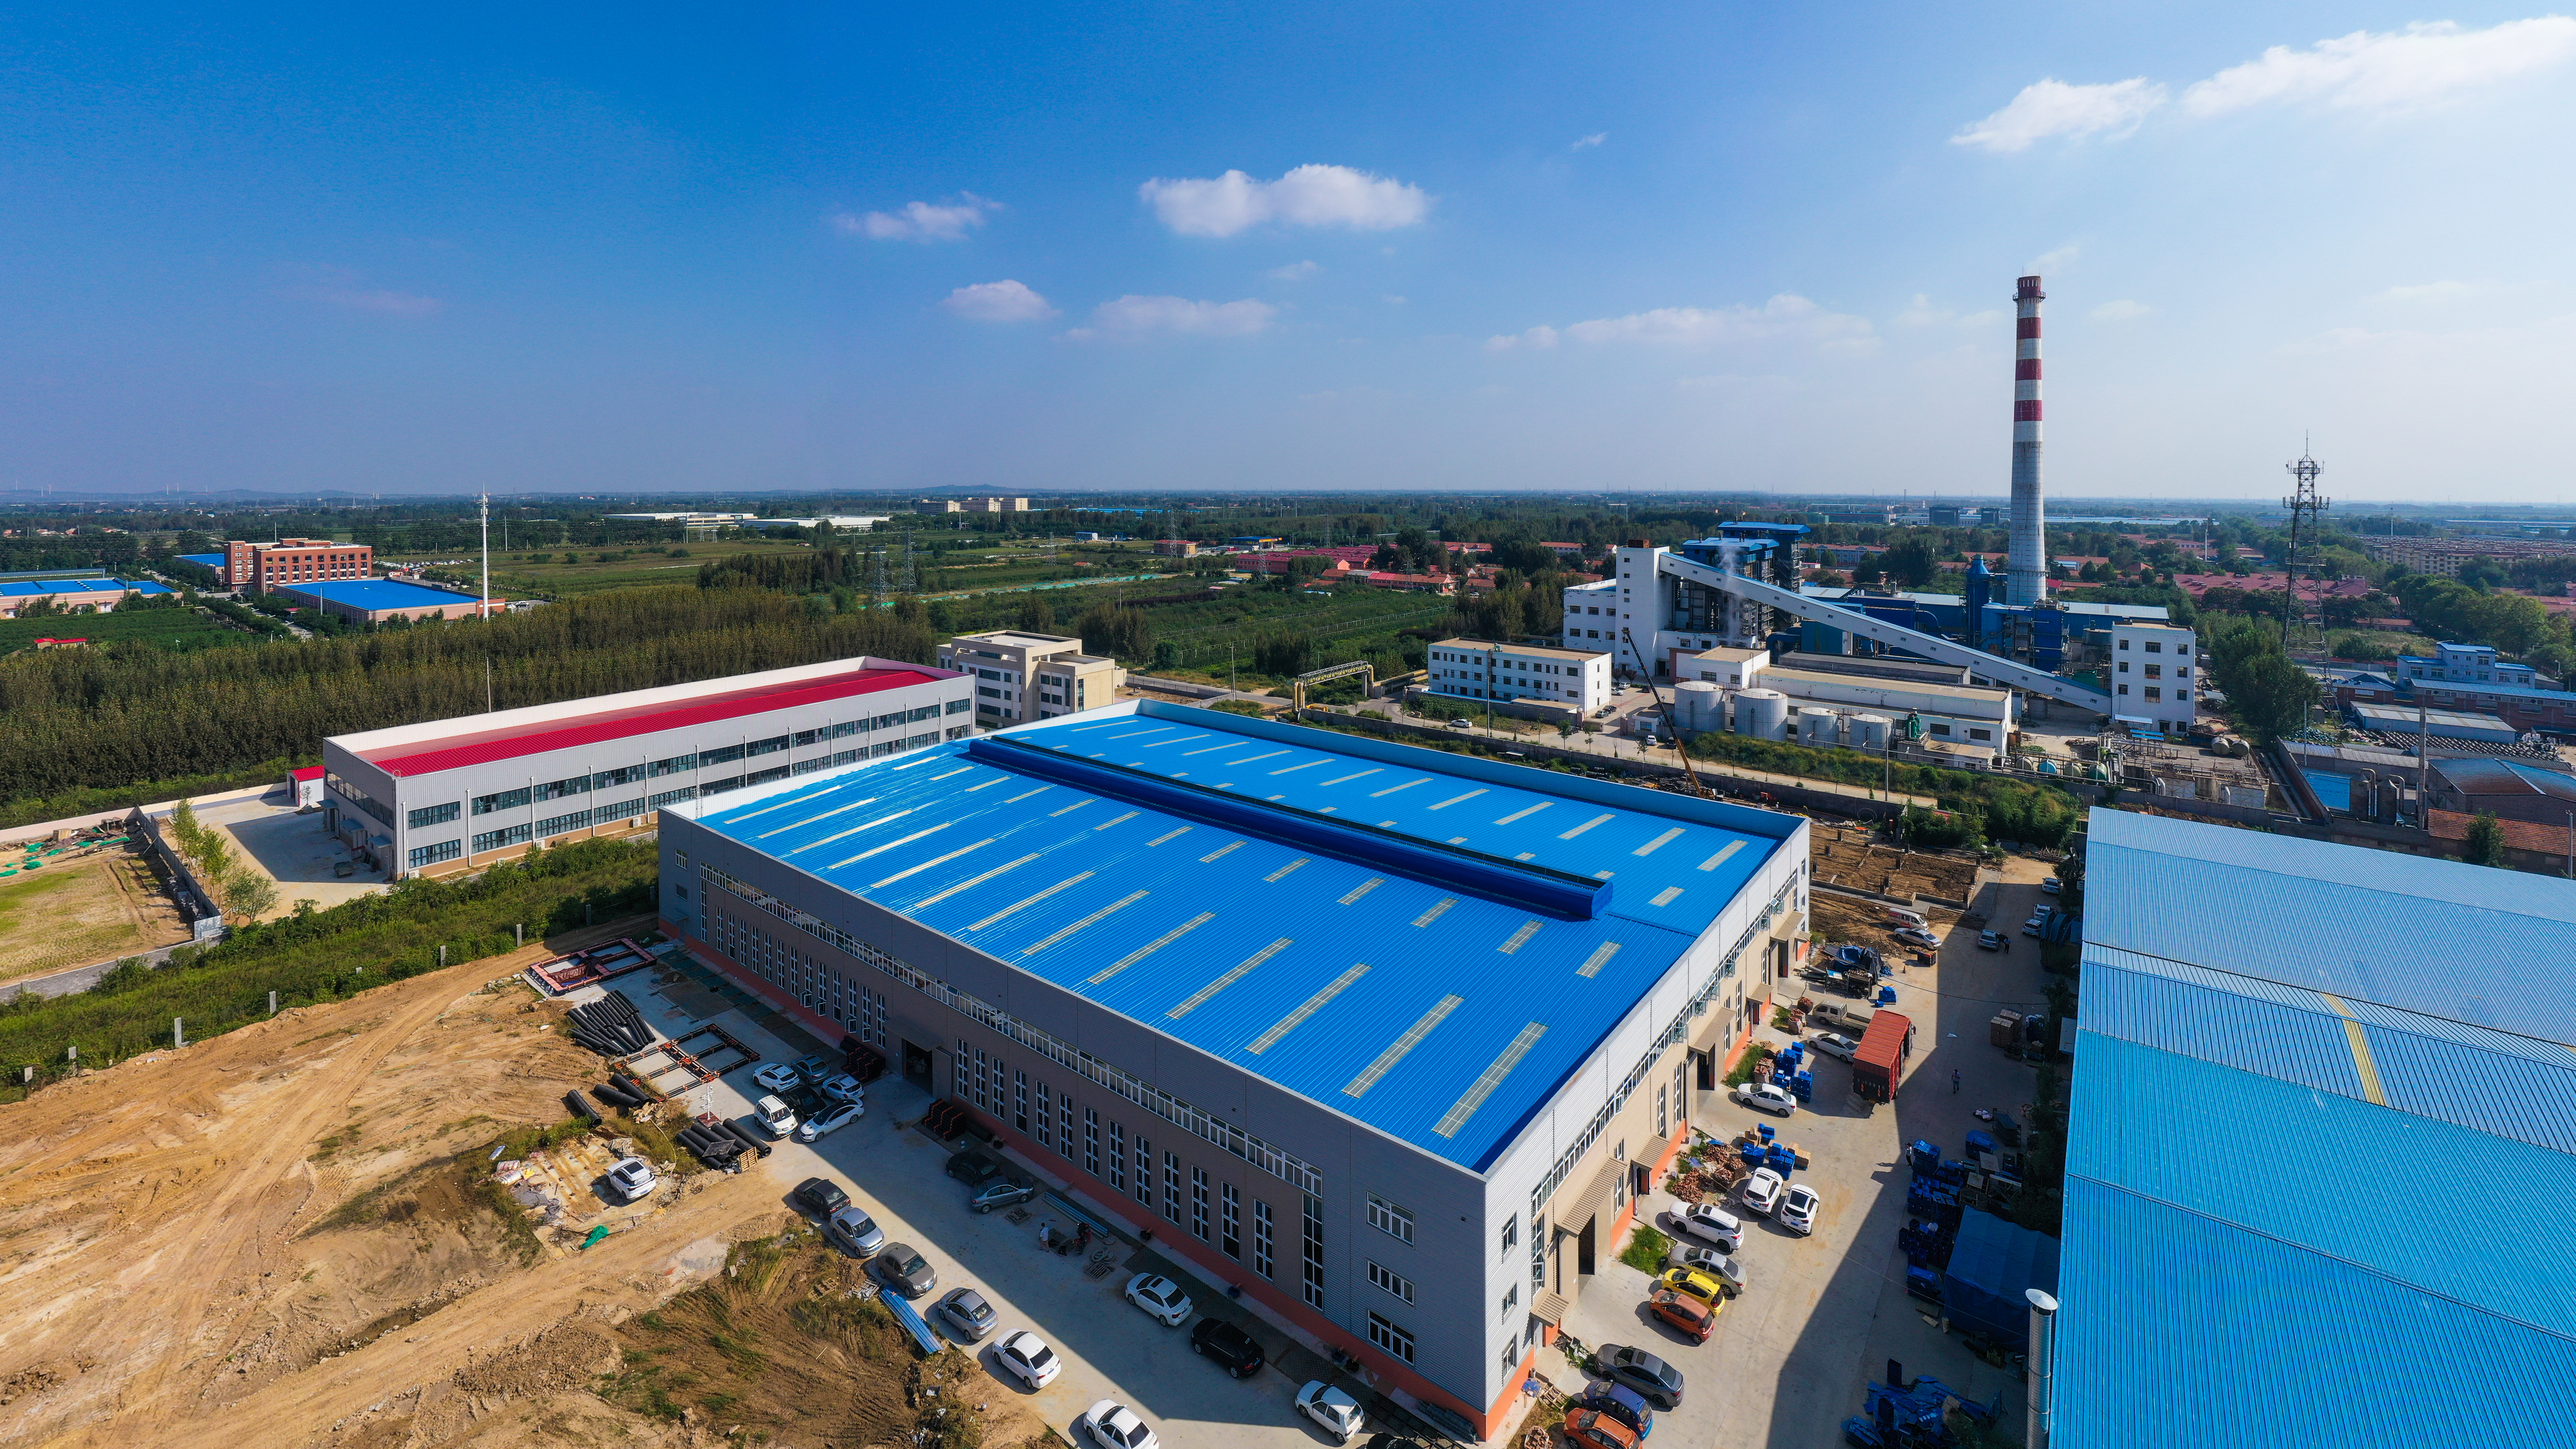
(1850, 713, 1892, 752)
(1798, 707, 1842, 748)
(1736, 688, 1788, 739)
(1674, 681, 1722, 733)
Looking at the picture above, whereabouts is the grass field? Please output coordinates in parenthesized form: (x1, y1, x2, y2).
(0, 607, 247, 657)
(0, 849, 189, 981)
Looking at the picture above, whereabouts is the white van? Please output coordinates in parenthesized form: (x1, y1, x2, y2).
(754, 1094, 798, 1138)
(1882, 905, 1928, 930)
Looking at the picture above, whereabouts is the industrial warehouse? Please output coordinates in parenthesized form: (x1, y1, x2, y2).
(655, 701, 1809, 1436)
(319, 657, 975, 876)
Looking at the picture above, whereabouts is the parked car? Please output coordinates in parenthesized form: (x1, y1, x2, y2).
(1672, 1203, 1743, 1253)
(825, 1205, 884, 1257)
(1976, 930, 2005, 952)
(1577, 1385, 1655, 1439)
(1079, 1399, 1159, 1449)
(1891, 926, 1940, 950)
(1597, 1345, 1685, 1410)
(1293, 1381, 1366, 1442)
(994, 1329, 1061, 1389)
(1123, 1273, 1192, 1327)
(1189, 1317, 1265, 1378)
(1446, 717, 1474, 731)
(1663, 1244, 1745, 1296)
(1809, 1031, 1858, 1062)
(1654, 1267, 1726, 1308)
(1740, 1168, 1786, 1217)
(946, 1148, 1009, 1185)
(752, 1063, 801, 1095)
(937, 1287, 999, 1342)
(792, 1177, 850, 1218)
(819, 1072, 867, 1104)
(796, 1099, 864, 1142)
(1779, 1184, 1820, 1236)
(1649, 1290, 1715, 1343)
(2041, 876, 2061, 894)
(791, 1052, 834, 1085)
(605, 1156, 656, 1203)
(753, 1094, 798, 1138)
(970, 1178, 1040, 1214)
(873, 1243, 937, 1298)
(1733, 1082, 1798, 1117)
(1563, 1408, 1640, 1449)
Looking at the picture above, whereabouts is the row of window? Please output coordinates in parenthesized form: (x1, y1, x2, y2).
(712, 909, 890, 1045)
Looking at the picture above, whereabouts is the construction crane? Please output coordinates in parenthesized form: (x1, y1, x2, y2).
(1620, 628, 1709, 797)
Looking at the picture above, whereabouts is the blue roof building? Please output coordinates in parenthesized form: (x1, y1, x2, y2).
(272, 578, 491, 621)
(656, 701, 1809, 1435)
(0, 577, 174, 617)
(2058, 810, 2576, 1448)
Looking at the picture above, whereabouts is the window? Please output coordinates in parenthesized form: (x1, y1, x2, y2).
(1367, 1260, 1415, 1304)
(2118, 684, 2130, 696)
(1366, 1312, 1415, 1364)
(747, 734, 789, 757)
(1034, 1082, 1051, 1148)
(1501, 1285, 1519, 1321)
(534, 773, 589, 801)
(1657, 1082, 1669, 1139)
(536, 808, 593, 838)
(1191, 1166, 1210, 1241)
(470, 823, 532, 853)
(2145, 687, 2162, 702)
(2118, 660, 2130, 673)
(1163, 1151, 1182, 1223)
(649, 752, 696, 778)
(648, 786, 696, 809)
(471, 786, 531, 815)
(1059, 1093, 1075, 1160)
(407, 838, 460, 868)
(1501, 1215, 1518, 1257)
(946, 698, 973, 715)
(1302, 1195, 1326, 1310)
(1133, 1137, 1153, 1207)
(1221, 1183, 1241, 1259)
(2145, 640, 2163, 653)
(700, 743, 745, 765)
(407, 801, 460, 829)
(1531, 1215, 1548, 1290)
(971, 1049, 990, 1111)
(1109, 1122, 1126, 1192)
(1084, 1107, 1101, 1176)
(2119, 638, 2131, 650)
(597, 797, 645, 821)
(1254, 1199, 1276, 1279)
(1015, 1070, 1029, 1132)
(1366, 1194, 1415, 1245)
(956, 1039, 971, 1098)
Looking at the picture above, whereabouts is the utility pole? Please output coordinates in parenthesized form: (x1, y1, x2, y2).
(478, 491, 492, 620)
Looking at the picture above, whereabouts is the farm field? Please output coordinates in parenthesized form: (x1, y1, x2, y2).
(0, 607, 247, 656)
(0, 847, 191, 982)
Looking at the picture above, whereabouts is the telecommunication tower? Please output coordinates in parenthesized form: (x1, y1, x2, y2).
(2280, 442, 2329, 647)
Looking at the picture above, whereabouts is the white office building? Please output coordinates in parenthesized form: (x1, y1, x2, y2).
(937, 630, 1129, 726)
(1425, 638, 1612, 713)
(2109, 622, 2199, 733)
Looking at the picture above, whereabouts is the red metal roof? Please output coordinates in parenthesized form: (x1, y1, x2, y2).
(359, 667, 943, 778)
(291, 766, 326, 781)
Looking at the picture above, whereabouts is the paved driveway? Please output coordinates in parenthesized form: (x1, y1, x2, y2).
(203, 798, 391, 910)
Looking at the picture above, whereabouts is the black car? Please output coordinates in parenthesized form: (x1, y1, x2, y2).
(946, 1148, 1008, 1186)
(1188, 1317, 1265, 1377)
(792, 1176, 851, 1217)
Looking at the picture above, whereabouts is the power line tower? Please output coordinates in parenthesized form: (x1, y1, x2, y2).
(900, 531, 917, 592)
(2281, 441, 2329, 649)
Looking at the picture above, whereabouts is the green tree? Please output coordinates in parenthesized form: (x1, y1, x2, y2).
(2463, 811, 2508, 869)
(1881, 533, 1939, 589)
(2229, 652, 2321, 743)
(1016, 595, 1055, 632)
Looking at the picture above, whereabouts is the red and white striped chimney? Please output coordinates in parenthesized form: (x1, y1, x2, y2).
(2006, 275, 2048, 606)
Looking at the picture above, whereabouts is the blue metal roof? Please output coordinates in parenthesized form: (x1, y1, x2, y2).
(273, 579, 485, 611)
(684, 704, 1792, 1171)
(0, 577, 170, 598)
(177, 553, 228, 568)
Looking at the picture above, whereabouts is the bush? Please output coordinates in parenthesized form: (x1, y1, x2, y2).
(1619, 1224, 1672, 1274)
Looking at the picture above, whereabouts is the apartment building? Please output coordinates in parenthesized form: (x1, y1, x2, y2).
(938, 630, 1129, 725)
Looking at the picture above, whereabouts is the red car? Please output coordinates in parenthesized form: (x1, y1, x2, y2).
(1650, 1289, 1716, 1343)
(1563, 1408, 1641, 1449)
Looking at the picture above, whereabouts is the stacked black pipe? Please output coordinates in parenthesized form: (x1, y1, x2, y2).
(718, 1119, 772, 1157)
(564, 1088, 600, 1122)
(673, 1121, 743, 1168)
(593, 1081, 644, 1110)
(566, 990, 655, 1057)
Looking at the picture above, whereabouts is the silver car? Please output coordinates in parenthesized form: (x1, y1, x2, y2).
(1665, 1242, 1746, 1295)
(937, 1287, 999, 1341)
(826, 1205, 884, 1257)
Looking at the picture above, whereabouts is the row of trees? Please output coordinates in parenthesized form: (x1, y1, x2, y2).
(2202, 617, 2322, 742)
(166, 800, 280, 921)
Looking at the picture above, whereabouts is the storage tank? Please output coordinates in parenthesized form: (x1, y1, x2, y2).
(1735, 688, 1788, 739)
(1674, 681, 1722, 734)
(1851, 713, 1892, 752)
(1798, 707, 1843, 748)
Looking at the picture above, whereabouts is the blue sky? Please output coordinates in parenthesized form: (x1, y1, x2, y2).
(4, 4, 2572, 500)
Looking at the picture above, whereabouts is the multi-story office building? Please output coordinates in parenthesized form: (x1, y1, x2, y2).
(1424, 639, 1611, 713)
(937, 630, 1128, 726)
(655, 703, 1807, 1438)
(216, 537, 375, 593)
(2107, 621, 2198, 732)
(320, 658, 972, 877)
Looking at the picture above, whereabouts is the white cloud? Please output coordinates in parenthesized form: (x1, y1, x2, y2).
(1569, 132, 1608, 150)
(1070, 295, 1278, 340)
(1138, 165, 1429, 237)
(2034, 245, 2081, 271)
(941, 280, 1056, 323)
(2089, 299, 2151, 321)
(1383, 295, 1406, 306)
(1490, 295, 1874, 353)
(1896, 294, 2008, 329)
(2182, 18, 2576, 116)
(1267, 260, 1321, 281)
(2381, 279, 2481, 303)
(1951, 77, 2167, 152)
(832, 194, 999, 242)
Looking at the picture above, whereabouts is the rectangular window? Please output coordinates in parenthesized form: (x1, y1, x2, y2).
(648, 785, 696, 809)
(1221, 1183, 1241, 1260)
(406, 838, 460, 868)
(649, 752, 697, 778)
(1191, 1167, 1210, 1242)
(1657, 1082, 1669, 1140)
(1302, 1195, 1326, 1310)
(407, 801, 460, 829)
(700, 743, 745, 765)
(1366, 1312, 1414, 1364)
(1366, 1194, 1415, 1245)
(470, 823, 532, 853)
(1108, 1121, 1127, 1192)
(1532, 1215, 1548, 1290)
(791, 728, 821, 748)
(956, 1039, 971, 1098)
(1254, 1199, 1276, 1280)
(1084, 1108, 1100, 1177)
(1058, 1093, 1075, 1159)
(1133, 1137, 1153, 1207)
(1015, 1070, 1029, 1132)
(1035, 1082, 1051, 1148)
(2144, 687, 2162, 703)
(1367, 1259, 1415, 1304)
(1163, 1151, 1182, 1223)
(909, 705, 940, 723)
(1501, 1215, 1519, 1257)
(1500, 1285, 1519, 1321)
(596, 797, 645, 821)
(471, 786, 531, 816)
(534, 773, 589, 801)
(972, 1049, 989, 1111)
(699, 775, 746, 797)
(946, 698, 973, 715)
(594, 763, 645, 789)
(746, 734, 789, 757)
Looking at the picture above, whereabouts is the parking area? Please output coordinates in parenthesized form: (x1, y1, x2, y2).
(199, 793, 391, 911)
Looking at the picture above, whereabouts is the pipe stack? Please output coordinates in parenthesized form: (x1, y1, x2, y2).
(566, 990, 655, 1057)
(672, 1121, 743, 1169)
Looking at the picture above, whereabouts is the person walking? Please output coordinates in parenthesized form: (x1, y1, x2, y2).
(1951, 1069, 1961, 1095)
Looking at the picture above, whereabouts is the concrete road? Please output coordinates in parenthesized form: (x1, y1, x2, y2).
(200, 797, 392, 912)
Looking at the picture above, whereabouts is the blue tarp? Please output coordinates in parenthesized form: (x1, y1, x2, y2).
(1940, 1208, 2059, 1348)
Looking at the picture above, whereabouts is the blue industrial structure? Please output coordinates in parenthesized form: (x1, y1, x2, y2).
(2060, 810, 2576, 1448)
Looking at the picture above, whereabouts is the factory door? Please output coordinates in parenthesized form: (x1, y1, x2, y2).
(1695, 1049, 1715, 1092)
(901, 1040, 934, 1088)
(1576, 1218, 1596, 1278)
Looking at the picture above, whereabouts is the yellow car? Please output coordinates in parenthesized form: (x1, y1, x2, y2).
(1656, 1266, 1729, 1308)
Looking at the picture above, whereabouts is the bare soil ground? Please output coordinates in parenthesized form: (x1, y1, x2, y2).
(0, 931, 1043, 1449)
(0, 849, 189, 984)
(1808, 824, 1977, 904)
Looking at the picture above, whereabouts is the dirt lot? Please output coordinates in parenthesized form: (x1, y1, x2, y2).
(1808, 824, 1977, 904)
(0, 848, 191, 984)
(0, 936, 1044, 1449)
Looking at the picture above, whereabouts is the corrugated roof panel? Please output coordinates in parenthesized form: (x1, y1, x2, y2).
(2078, 966, 2366, 1101)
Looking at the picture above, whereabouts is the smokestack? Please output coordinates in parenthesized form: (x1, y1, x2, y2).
(2008, 275, 2048, 606)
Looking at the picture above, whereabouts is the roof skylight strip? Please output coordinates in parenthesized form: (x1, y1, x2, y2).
(1697, 840, 1747, 872)
(911, 853, 1041, 909)
(756, 795, 880, 838)
(1086, 912, 1218, 984)
(869, 838, 995, 890)
(827, 822, 947, 869)
(1428, 789, 1487, 810)
(1247, 962, 1369, 1053)
(1342, 996, 1462, 1098)
(1633, 827, 1686, 857)
(1577, 942, 1621, 978)
(1167, 938, 1293, 1019)
(1199, 840, 1244, 863)
(1496, 803, 1550, 825)
(1434, 1023, 1548, 1138)
(971, 872, 1094, 930)
(1498, 920, 1542, 954)
(1319, 769, 1382, 786)
(1412, 898, 1457, 928)
(1047, 797, 1096, 817)
(727, 785, 841, 824)
(1558, 813, 1616, 840)
(1022, 890, 1151, 955)
(1339, 877, 1385, 905)
(1266, 857, 1310, 882)
(1370, 778, 1432, 798)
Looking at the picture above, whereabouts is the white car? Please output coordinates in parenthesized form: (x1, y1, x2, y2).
(1666, 1242, 1746, 1295)
(1294, 1381, 1366, 1442)
(1891, 926, 1940, 950)
(1810, 1031, 1859, 1062)
(1080, 1399, 1158, 1449)
(1779, 1184, 1820, 1236)
(1740, 1168, 1786, 1217)
(1123, 1273, 1192, 1327)
(2041, 876, 2062, 894)
(605, 1156, 656, 1202)
(819, 1072, 867, 1104)
(995, 1329, 1061, 1389)
(1673, 1202, 1744, 1253)
(753, 1094, 798, 1138)
(752, 1063, 801, 1094)
(1734, 1082, 1798, 1117)
(796, 1099, 864, 1142)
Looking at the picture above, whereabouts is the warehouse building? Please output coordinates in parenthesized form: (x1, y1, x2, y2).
(0, 576, 175, 617)
(273, 578, 499, 624)
(2055, 811, 2576, 1447)
(655, 702, 1808, 1436)
(321, 658, 972, 877)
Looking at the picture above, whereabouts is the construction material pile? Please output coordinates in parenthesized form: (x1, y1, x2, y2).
(566, 990, 655, 1057)
(673, 1118, 744, 1170)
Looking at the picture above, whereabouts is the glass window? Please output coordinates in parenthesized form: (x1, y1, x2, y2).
(1367, 1259, 1414, 1304)
(700, 743, 745, 765)
(407, 801, 460, 829)
(406, 838, 460, 868)
(1191, 1166, 1210, 1241)
(747, 734, 789, 757)
(534, 773, 589, 801)
(471, 786, 531, 816)
(1366, 1193, 1415, 1244)
(1221, 1182, 1241, 1259)
(1109, 1121, 1126, 1192)
(470, 823, 532, 853)
(1254, 1199, 1275, 1279)
(1302, 1194, 1326, 1310)
(649, 752, 697, 778)
(1015, 1070, 1029, 1132)
(1059, 1092, 1075, 1160)
(1163, 1151, 1182, 1223)
(1084, 1108, 1100, 1177)
(1133, 1137, 1153, 1207)
(1366, 1312, 1414, 1364)
(1035, 1082, 1051, 1148)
